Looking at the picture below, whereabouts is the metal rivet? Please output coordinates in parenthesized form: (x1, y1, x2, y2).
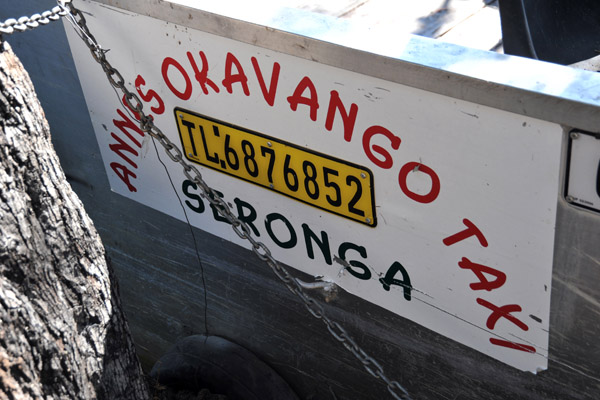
(267, 142, 272, 147)
(566, 195, 575, 203)
(570, 131, 580, 140)
(179, 114, 184, 119)
(360, 173, 366, 179)
(365, 218, 371, 224)
(188, 153, 194, 157)
(269, 183, 274, 188)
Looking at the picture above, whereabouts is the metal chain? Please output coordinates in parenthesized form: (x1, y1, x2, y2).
(63, 2, 411, 399)
(0, 1, 71, 36)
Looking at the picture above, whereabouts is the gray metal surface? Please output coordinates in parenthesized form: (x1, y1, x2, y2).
(3, 1, 600, 399)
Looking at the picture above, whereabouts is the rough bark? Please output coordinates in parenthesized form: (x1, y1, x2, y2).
(0, 40, 149, 399)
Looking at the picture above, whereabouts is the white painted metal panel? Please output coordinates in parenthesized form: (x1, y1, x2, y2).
(64, 0, 568, 372)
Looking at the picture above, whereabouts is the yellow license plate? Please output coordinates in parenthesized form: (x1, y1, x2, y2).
(174, 108, 376, 227)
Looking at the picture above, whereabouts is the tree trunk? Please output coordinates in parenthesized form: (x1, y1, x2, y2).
(0, 40, 149, 399)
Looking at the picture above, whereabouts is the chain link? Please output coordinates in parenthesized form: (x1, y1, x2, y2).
(0, 1, 72, 36)
(63, 2, 411, 399)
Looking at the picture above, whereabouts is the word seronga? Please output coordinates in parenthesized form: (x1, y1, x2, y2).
(182, 179, 413, 301)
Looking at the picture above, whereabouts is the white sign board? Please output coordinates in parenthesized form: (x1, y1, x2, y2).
(566, 130, 600, 213)
(65, 1, 562, 372)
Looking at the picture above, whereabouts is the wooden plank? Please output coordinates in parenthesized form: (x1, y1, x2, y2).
(438, 3, 502, 50)
(284, 0, 368, 16)
(336, 0, 496, 38)
(169, 0, 503, 51)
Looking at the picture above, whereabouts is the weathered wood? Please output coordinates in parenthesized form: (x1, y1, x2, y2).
(0, 40, 148, 399)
